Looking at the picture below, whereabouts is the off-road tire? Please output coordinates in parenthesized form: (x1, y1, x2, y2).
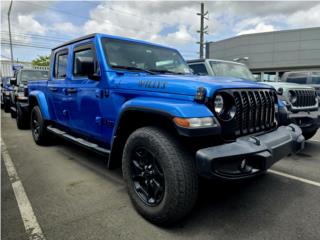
(31, 106, 51, 145)
(303, 129, 318, 140)
(122, 126, 198, 225)
(4, 101, 10, 113)
(16, 104, 29, 129)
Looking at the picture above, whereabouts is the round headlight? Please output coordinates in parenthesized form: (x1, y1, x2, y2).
(214, 94, 224, 114)
(288, 90, 297, 103)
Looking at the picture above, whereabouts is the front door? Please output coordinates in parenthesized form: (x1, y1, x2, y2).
(47, 49, 70, 125)
(66, 42, 103, 141)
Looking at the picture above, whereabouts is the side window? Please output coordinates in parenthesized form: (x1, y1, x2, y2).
(189, 63, 208, 75)
(286, 73, 307, 84)
(312, 72, 320, 84)
(54, 51, 68, 79)
(73, 45, 96, 77)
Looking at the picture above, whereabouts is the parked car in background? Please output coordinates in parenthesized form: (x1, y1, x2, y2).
(1, 76, 14, 112)
(24, 34, 304, 225)
(9, 69, 48, 123)
(281, 71, 320, 97)
(188, 59, 320, 140)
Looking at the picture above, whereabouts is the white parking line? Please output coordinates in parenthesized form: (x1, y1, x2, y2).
(269, 169, 320, 187)
(309, 139, 320, 143)
(1, 138, 46, 240)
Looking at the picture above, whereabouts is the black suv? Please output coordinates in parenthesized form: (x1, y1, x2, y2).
(9, 69, 48, 127)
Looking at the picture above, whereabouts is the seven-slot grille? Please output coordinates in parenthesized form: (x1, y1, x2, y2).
(211, 89, 277, 139)
(291, 89, 317, 107)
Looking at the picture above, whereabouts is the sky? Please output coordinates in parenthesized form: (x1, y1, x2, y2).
(1, 0, 320, 62)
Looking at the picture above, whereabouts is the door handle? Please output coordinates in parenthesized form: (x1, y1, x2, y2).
(67, 88, 77, 93)
(49, 87, 57, 92)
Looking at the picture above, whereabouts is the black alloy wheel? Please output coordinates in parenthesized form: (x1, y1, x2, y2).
(130, 147, 165, 206)
(122, 126, 198, 225)
(31, 109, 41, 141)
(30, 106, 51, 145)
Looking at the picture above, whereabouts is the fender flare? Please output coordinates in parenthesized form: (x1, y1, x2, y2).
(113, 97, 214, 137)
(28, 90, 51, 120)
(107, 97, 215, 169)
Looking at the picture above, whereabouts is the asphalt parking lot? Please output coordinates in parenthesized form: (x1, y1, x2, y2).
(1, 111, 320, 240)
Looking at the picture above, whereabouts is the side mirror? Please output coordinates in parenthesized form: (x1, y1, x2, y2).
(75, 57, 100, 81)
(277, 88, 283, 95)
(10, 77, 17, 85)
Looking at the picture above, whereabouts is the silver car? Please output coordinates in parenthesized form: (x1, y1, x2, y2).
(188, 59, 320, 140)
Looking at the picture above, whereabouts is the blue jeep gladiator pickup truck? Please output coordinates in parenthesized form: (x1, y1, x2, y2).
(26, 33, 304, 225)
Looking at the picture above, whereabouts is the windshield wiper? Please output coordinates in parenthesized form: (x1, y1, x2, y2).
(147, 69, 184, 75)
(111, 65, 156, 75)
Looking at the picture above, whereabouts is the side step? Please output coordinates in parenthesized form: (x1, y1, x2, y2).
(47, 126, 110, 156)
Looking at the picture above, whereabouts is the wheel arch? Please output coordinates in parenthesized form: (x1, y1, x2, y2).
(28, 91, 51, 120)
(108, 107, 178, 169)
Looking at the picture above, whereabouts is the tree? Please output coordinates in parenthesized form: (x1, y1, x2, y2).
(32, 55, 50, 67)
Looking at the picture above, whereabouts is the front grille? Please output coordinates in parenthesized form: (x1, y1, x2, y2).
(291, 89, 317, 107)
(210, 89, 277, 139)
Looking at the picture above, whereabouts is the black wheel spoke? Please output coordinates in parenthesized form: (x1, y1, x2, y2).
(132, 159, 143, 172)
(132, 173, 144, 181)
(150, 179, 163, 198)
(153, 163, 164, 177)
(136, 184, 151, 202)
(130, 147, 165, 206)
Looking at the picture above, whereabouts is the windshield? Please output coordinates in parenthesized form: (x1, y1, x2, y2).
(209, 61, 255, 81)
(21, 70, 48, 83)
(102, 38, 191, 75)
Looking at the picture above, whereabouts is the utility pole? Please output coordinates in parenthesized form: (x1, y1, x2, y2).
(8, 0, 14, 67)
(197, 2, 208, 59)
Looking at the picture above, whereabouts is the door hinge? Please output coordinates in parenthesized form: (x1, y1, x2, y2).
(95, 89, 109, 98)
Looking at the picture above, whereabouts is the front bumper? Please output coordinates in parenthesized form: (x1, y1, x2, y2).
(287, 110, 320, 133)
(196, 124, 304, 180)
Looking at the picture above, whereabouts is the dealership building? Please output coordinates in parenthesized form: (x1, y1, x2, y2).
(205, 27, 320, 81)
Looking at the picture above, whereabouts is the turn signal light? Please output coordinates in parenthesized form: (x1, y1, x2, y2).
(173, 117, 214, 128)
(173, 117, 190, 128)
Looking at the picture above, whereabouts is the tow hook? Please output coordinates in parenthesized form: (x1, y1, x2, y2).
(249, 136, 261, 146)
(239, 159, 252, 173)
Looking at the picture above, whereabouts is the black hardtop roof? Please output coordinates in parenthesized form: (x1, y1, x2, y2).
(52, 33, 98, 50)
(187, 59, 205, 63)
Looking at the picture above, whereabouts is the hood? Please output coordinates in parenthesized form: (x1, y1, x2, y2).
(117, 74, 273, 97)
(260, 81, 314, 91)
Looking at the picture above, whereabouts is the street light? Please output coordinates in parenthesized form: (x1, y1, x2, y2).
(7, 0, 14, 68)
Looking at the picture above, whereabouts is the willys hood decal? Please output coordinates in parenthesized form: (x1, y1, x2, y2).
(116, 74, 273, 96)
